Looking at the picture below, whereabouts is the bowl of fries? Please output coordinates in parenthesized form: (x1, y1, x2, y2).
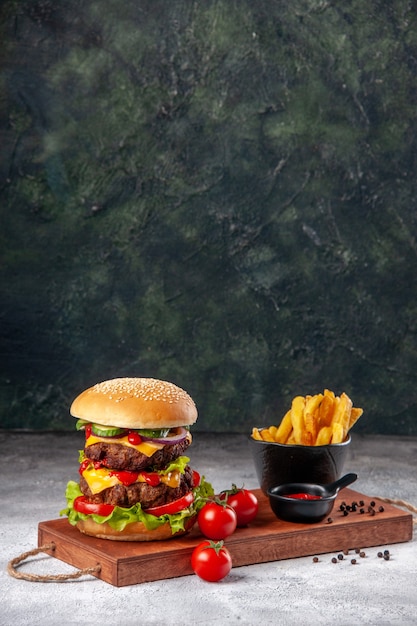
(249, 390, 362, 494)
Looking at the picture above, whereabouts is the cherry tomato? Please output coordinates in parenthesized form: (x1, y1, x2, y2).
(219, 486, 259, 526)
(197, 500, 237, 540)
(191, 540, 232, 582)
(73, 496, 115, 517)
(144, 491, 194, 516)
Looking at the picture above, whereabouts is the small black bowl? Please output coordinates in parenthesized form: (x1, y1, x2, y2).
(267, 483, 336, 523)
(248, 434, 351, 495)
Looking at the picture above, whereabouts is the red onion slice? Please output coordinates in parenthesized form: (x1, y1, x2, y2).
(140, 426, 188, 445)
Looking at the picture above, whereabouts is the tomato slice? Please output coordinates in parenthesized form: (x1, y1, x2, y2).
(144, 491, 194, 516)
(192, 470, 201, 487)
(73, 496, 115, 517)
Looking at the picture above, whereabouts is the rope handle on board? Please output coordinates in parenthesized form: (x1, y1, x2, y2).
(372, 496, 417, 524)
(7, 496, 416, 583)
(7, 542, 101, 582)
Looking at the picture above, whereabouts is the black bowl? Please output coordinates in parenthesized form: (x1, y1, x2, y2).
(248, 434, 351, 495)
(267, 483, 336, 523)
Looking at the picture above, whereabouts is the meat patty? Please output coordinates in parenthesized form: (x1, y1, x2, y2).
(80, 464, 195, 508)
(85, 437, 191, 472)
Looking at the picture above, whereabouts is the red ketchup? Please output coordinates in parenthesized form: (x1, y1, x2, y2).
(127, 431, 142, 445)
(286, 493, 322, 500)
(108, 470, 160, 487)
(108, 470, 140, 486)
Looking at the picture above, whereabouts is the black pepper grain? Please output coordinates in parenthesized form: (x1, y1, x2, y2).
(331, 557, 338, 564)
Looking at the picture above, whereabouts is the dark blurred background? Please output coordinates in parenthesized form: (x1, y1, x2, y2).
(1, 0, 417, 434)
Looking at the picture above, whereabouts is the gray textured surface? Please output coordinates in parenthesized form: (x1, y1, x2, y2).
(1, 432, 416, 625)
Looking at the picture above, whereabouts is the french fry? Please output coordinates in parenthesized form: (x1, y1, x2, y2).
(333, 392, 353, 441)
(267, 425, 278, 440)
(302, 417, 314, 445)
(331, 421, 345, 444)
(251, 427, 263, 441)
(260, 428, 275, 442)
(315, 425, 333, 446)
(303, 393, 323, 444)
(251, 390, 363, 445)
(274, 410, 292, 443)
(349, 407, 363, 429)
(318, 394, 335, 428)
(290, 396, 306, 444)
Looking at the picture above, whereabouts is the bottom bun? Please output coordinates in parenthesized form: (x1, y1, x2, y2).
(76, 516, 196, 542)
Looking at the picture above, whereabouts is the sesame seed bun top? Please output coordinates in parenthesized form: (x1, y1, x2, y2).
(70, 377, 198, 430)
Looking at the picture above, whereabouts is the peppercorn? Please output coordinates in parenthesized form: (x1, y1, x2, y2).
(351, 558, 357, 564)
(343, 510, 349, 516)
(313, 556, 319, 563)
(377, 552, 383, 558)
(383, 553, 390, 560)
(370, 500, 376, 507)
(331, 557, 338, 564)
(379, 506, 385, 512)
(337, 553, 344, 560)
(327, 517, 333, 523)
(360, 508, 365, 514)
(360, 551, 366, 558)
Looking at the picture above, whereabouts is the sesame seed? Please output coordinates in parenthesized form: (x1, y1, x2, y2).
(90, 377, 194, 406)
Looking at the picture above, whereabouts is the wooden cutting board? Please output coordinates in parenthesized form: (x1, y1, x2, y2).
(38, 488, 413, 587)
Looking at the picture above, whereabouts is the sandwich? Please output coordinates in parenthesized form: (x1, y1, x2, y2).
(60, 377, 213, 541)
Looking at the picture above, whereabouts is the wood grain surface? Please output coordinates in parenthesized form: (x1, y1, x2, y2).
(38, 488, 413, 586)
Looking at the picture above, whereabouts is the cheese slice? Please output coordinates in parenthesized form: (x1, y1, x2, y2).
(82, 465, 182, 495)
(85, 434, 165, 457)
